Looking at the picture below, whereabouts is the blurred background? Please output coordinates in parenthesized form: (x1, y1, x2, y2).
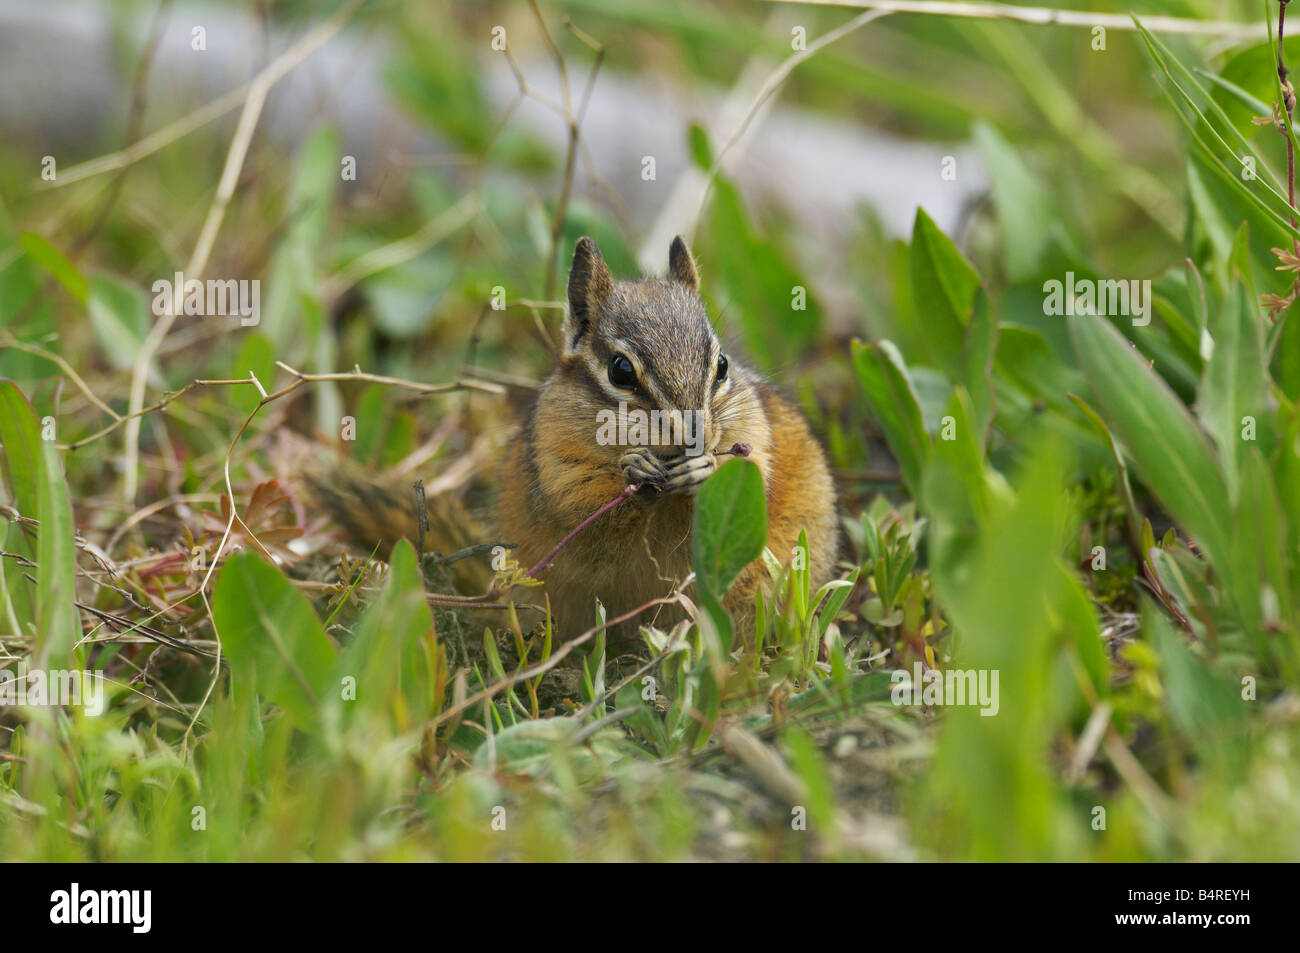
(2, 1, 1296, 863)
(1, 0, 1249, 516)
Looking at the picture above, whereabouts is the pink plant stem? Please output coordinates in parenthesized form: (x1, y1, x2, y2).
(525, 482, 642, 578)
(522, 442, 751, 580)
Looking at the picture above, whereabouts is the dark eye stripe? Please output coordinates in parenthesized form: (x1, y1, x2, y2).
(570, 360, 622, 406)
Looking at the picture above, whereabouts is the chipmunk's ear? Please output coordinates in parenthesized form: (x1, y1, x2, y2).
(667, 235, 698, 294)
(565, 236, 613, 353)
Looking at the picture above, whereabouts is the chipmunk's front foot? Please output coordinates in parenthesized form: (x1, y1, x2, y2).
(662, 452, 716, 495)
(621, 447, 668, 489)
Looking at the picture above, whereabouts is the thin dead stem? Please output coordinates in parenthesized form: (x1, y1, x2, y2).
(763, 0, 1265, 39)
(122, 0, 372, 505)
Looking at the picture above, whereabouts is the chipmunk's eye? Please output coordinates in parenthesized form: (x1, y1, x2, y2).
(715, 353, 729, 383)
(609, 353, 638, 389)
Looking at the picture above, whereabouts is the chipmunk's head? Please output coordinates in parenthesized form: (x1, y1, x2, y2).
(559, 235, 749, 459)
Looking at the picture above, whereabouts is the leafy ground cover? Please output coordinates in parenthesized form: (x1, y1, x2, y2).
(1, 0, 1298, 861)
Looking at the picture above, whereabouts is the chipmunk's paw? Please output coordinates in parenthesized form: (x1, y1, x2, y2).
(662, 452, 716, 495)
(621, 447, 667, 489)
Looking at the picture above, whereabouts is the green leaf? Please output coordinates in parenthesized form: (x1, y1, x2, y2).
(923, 386, 997, 574)
(580, 624, 607, 720)
(687, 122, 713, 170)
(972, 122, 1054, 281)
(472, 717, 625, 781)
(1134, 16, 1295, 246)
(909, 207, 980, 378)
(1211, 36, 1300, 131)
(212, 552, 339, 732)
(698, 175, 820, 369)
(1196, 66, 1271, 122)
(919, 434, 1084, 860)
(1067, 393, 1143, 555)
(0, 383, 79, 667)
(814, 567, 858, 639)
(228, 333, 277, 416)
(1150, 607, 1245, 746)
(261, 127, 340, 353)
(35, 424, 78, 669)
(1070, 316, 1231, 567)
(692, 458, 767, 649)
(86, 274, 149, 371)
(692, 458, 767, 598)
(1229, 448, 1293, 660)
(783, 725, 834, 829)
(0, 380, 41, 513)
(338, 540, 437, 732)
(20, 232, 87, 303)
(1199, 262, 1268, 503)
(851, 339, 929, 500)
(963, 289, 999, 443)
(0, 381, 41, 637)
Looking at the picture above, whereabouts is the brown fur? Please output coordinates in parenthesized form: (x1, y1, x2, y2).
(306, 236, 838, 641)
(301, 452, 491, 594)
(497, 236, 838, 640)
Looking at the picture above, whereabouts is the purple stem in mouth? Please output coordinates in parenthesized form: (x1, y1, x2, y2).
(524, 444, 751, 579)
(525, 482, 643, 578)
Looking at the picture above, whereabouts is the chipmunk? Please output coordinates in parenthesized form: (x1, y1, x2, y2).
(303, 236, 838, 643)
(496, 236, 838, 640)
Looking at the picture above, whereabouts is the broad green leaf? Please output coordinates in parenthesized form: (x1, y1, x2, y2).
(1199, 263, 1268, 502)
(228, 333, 277, 416)
(1229, 448, 1293, 664)
(692, 458, 767, 650)
(697, 174, 820, 370)
(1212, 35, 1300, 131)
(0, 380, 41, 636)
(919, 434, 1083, 860)
(0, 382, 78, 667)
(339, 540, 437, 732)
(20, 232, 87, 303)
(783, 725, 834, 830)
(910, 207, 980, 378)
(923, 386, 1002, 577)
(212, 551, 339, 732)
(471, 717, 625, 781)
(1134, 17, 1298, 260)
(963, 289, 999, 443)
(1275, 408, 1300, 600)
(35, 425, 78, 668)
(1070, 316, 1231, 567)
(0, 380, 41, 512)
(692, 458, 766, 598)
(973, 121, 1054, 281)
(851, 339, 929, 500)
(1067, 393, 1143, 554)
(261, 126, 340, 353)
(86, 274, 149, 371)
(1150, 608, 1246, 750)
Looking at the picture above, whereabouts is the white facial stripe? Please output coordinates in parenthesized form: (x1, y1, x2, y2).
(583, 351, 632, 402)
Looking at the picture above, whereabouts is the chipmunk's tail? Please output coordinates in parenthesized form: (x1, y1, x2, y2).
(286, 437, 495, 595)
